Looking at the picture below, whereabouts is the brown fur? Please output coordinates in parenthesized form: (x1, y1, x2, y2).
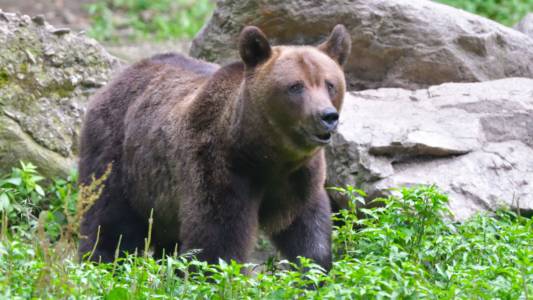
(78, 25, 351, 271)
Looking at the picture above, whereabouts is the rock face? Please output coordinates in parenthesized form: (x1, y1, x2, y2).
(515, 13, 533, 39)
(191, 0, 533, 90)
(0, 11, 117, 177)
(326, 78, 533, 219)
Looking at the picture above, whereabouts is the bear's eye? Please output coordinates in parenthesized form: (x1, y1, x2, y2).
(288, 82, 305, 94)
(326, 80, 336, 95)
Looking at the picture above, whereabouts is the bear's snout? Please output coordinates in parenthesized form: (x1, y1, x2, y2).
(303, 107, 340, 145)
(319, 107, 339, 132)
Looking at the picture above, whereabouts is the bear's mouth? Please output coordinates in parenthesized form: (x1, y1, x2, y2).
(308, 131, 332, 145)
(314, 132, 332, 143)
(299, 127, 333, 146)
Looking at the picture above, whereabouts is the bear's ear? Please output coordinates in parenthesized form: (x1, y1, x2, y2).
(239, 26, 272, 68)
(318, 24, 352, 67)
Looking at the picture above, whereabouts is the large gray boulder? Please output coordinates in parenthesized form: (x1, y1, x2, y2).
(0, 11, 117, 177)
(515, 13, 533, 39)
(326, 78, 533, 219)
(191, 0, 533, 90)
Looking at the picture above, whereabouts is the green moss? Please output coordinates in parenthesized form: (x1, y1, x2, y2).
(0, 70, 9, 88)
(18, 63, 28, 74)
(51, 83, 76, 99)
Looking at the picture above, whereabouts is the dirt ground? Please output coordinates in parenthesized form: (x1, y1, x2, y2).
(0, 0, 92, 30)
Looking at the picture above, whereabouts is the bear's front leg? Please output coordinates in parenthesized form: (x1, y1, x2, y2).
(179, 185, 259, 264)
(271, 189, 332, 272)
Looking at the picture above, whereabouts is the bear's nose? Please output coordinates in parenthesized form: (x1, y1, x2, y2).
(320, 108, 339, 131)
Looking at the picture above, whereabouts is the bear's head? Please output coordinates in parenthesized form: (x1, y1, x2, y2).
(238, 25, 351, 159)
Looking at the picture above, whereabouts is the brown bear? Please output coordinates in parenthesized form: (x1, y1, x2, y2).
(78, 25, 351, 271)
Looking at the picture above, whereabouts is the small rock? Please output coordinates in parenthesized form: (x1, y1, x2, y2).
(24, 49, 36, 64)
(69, 74, 81, 85)
(19, 15, 31, 26)
(50, 27, 71, 36)
(31, 15, 46, 26)
(0, 11, 9, 22)
(81, 78, 106, 88)
(2, 12, 17, 19)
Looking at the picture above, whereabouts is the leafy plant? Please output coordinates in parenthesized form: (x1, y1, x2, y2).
(41, 169, 79, 241)
(0, 162, 45, 236)
(0, 162, 80, 241)
(330, 185, 532, 298)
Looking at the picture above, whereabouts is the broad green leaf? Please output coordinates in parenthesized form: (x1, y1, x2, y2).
(0, 193, 9, 210)
(4, 178, 22, 186)
(34, 185, 45, 197)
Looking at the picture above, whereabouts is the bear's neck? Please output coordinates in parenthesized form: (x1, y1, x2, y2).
(225, 88, 315, 176)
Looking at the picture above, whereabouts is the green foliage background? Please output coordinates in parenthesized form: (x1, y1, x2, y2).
(437, 0, 533, 26)
(86, 0, 214, 42)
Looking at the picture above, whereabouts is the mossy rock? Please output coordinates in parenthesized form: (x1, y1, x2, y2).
(0, 11, 118, 177)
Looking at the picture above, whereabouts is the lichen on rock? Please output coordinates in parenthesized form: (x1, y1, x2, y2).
(0, 10, 118, 177)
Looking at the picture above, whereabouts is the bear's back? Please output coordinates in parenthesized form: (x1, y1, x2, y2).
(150, 53, 218, 76)
(78, 53, 218, 185)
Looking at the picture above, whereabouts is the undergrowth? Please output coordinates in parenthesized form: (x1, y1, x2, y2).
(0, 162, 531, 299)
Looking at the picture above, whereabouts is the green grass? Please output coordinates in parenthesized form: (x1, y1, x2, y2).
(0, 162, 532, 298)
(86, 0, 214, 43)
(437, 0, 533, 26)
